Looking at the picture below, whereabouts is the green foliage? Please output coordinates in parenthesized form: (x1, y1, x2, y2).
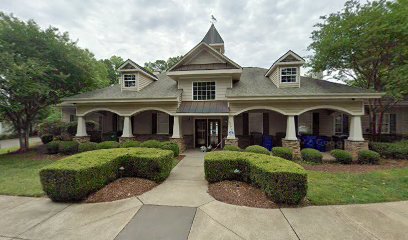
(160, 142, 180, 157)
(78, 142, 98, 153)
(96, 141, 120, 149)
(223, 145, 241, 151)
(141, 140, 163, 149)
(358, 150, 380, 164)
(244, 145, 270, 155)
(144, 55, 183, 73)
(330, 149, 353, 164)
(46, 141, 61, 154)
(301, 148, 323, 163)
(369, 141, 408, 159)
(40, 148, 173, 201)
(120, 140, 141, 148)
(272, 147, 293, 160)
(204, 151, 307, 205)
(58, 141, 79, 155)
(40, 134, 54, 144)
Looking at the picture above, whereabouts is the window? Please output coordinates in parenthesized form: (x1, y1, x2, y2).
(376, 113, 390, 134)
(280, 67, 297, 83)
(334, 113, 349, 135)
(157, 112, 169, 134)
(193, 82, 216, 100)
(124, 74, 136, 87)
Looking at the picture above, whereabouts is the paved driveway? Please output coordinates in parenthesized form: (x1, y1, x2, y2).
(1, 150, 407, 240)
(0, 137, 41, 149)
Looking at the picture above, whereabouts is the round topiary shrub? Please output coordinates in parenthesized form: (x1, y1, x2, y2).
(96, 141, 120, 149)
(223, 145, 241, 151)
(78, 142, 98, 153)
(140, 140, 163, 148)
(301, 148, 323, 163)
(46, 141, 61, 154)
(120, 140, 141, 148)
(160, 142, 180, 157)
(245, 145, 270, 155)
(330, 149, 352, 164)
(41, 134, 54, 144)
(358, 150, 380, 164)
(58, 141, 79, 155)
(272, 147, 293, 160)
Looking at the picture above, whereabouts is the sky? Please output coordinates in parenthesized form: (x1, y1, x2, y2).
(0, 0, 350, 70)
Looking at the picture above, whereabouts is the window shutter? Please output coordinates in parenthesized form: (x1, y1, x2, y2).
(390, 113, 397, 134)
(243, 113, 249, 136)
(169, 115, 174, 135)
(263, 113, 269, 135)
(151, 113, 157, 134)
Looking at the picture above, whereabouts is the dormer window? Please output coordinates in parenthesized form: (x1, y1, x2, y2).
(193, 81, 216, 100)
(281, 67, 297, 83)
(124, 74, 136, 87)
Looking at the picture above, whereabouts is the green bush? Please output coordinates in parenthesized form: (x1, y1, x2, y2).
(140, 140, 163, 149)
(272, 147, 293, 160)
(96, 141, 120, 149)
(58, 141, 79, 155)
(223, 145, 241, 151)
(40, 148, 174, 202)
(245, 145, 270, 155)
(358, 150, 380, 164)
(301, 148, 323, 163)
(46, 141, 61, 154)
(330, 149, 352, 164)
(78, 142, 98, 153)
(204, 151, 307, 205)
(369, 141, 408, 159)
(120, 140, 141, 148)
(160, 142, 180, 157)
(41, 134, 54, 144)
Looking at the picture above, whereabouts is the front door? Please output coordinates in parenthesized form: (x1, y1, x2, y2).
(195, 119, 221, 148)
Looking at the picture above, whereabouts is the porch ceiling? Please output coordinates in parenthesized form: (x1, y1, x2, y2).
(177, 101, 229, 113)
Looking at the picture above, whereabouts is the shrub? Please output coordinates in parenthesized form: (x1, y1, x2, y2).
(120, 140, 141, 148)
(96, 141, 120, 149)
(58, 141, 79, 155)
(140, 140, 163, 149)
(78, 142, 98, 153)
(301, 148, 322, 163)
(245, 145, 270, 155)
(272, 147, 293, 160)
(204, 151, 307, 205)
(41, 134, 54, 144)
(160, 142, 180, 157)
(46, 141, 61, 154)
(330, 149, 352, 164)
(369, 141, 408, 159)
(358, 150, 380, 164)
(223, 145, 241, 151)
(40, 148, 173, 201)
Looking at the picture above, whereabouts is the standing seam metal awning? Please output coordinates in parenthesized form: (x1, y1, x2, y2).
(177, 101, 229, 113)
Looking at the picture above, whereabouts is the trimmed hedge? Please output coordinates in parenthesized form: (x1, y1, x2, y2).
(358, 150, 380, 164)
(96, 141, 120, 149)
(78, 142, 98, 153)
(330, 149, 352, 164)
(204, 151, 307, 205)
(301, 148, 323, 163)
(369, 141, 408, 159)
(140, 140, 163, 148)
(40, 148, 174, 202)
(160, 142, 179, 157)
(58, 141, 79, 155)
(272, 147, 293, 160)
(245, 145, 270, 155)
(41, 134, 54, 144)
(46, 141, 61, 154)
(223, 145, 241, 151)
(120, 140, 141, 148)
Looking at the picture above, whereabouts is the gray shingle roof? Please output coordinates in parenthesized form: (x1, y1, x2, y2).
(227, 67, 377, 97)
(202, 24, 224, 45)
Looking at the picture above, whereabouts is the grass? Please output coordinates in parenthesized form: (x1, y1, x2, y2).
(307, 168, 408, 205)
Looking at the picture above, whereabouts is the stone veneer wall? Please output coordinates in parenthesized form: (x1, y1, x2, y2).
(282, 139, 301, 160)
(344, 140, 369, 160)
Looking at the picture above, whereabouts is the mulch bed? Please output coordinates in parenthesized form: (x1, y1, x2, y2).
(302, 159, 408, 173)
(84, 177, 158, 203)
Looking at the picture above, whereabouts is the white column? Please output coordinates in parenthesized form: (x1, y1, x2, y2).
(348, 115, 364, 141)
(285, 115, 297, 140)
(121, 116, 133, 138)
(76, 116, 88, 137)
(172, 116, 182, 138)
(227, 115, 236, 139)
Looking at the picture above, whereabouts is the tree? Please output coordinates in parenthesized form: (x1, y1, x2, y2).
(308, 0, 408, 138)
(100, 55, 124, 85)
(0, 13, 109, 151)
(144, 55, 183, 73)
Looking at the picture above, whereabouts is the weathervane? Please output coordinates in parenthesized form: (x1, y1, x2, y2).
(211, 15, 217, 24)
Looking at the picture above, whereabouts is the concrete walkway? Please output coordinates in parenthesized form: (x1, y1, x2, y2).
(1, 150, 408, 240)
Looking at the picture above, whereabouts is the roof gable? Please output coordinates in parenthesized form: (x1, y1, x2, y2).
(265, 50, 305, 77)
(117, 59, 158, 80)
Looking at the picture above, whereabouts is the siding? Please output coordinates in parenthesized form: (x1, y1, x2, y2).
(178, 78, 232, 101)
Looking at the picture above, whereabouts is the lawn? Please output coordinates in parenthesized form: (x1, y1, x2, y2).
(307, 168, 408, 205)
